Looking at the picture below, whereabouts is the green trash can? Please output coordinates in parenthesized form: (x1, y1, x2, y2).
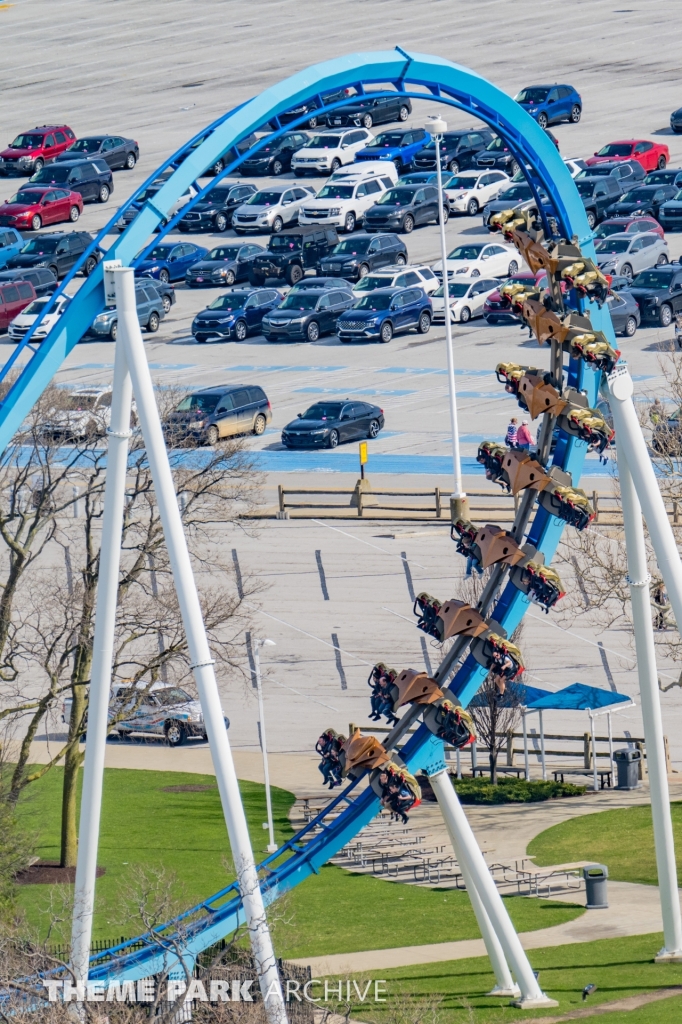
(584, 864, 609, 909)
(614, 748, 641, 790)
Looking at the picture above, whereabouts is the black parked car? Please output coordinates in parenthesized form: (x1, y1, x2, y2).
(573, 176, 624, 228)
(282, 400, 385, 449)
(240, 132, 311, 175)
(178, 182, 257, 233)
(279, 88, 353, 129)
(29, 159, 114, 204)
(185, 243, 265, 287)
(262, 285, 354, 342)
(605, 184, 678, 220)
(0, 265, 57, 296)
(671, 108, 682, 134)
(326, 92, 412, 129)
(364, 185, 446, 234)
(477, 137, 521, 176)
(413, 130, 494, 173)
(628, 265, 682, 326)
(605, 289, 640, 337)
(56, 135, 139, 170)
(248, 226, 339, 286)
(7, 231, 100, 279)
(192, 288, 281, 342)
(319, 232, 407, 281)
(644, 168, 682, 188)
(576, 161, 645, 184)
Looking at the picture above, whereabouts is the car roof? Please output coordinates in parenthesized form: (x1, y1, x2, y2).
(72, 386, 111, 395)
(369, 264, 427, 274)
(195, 384, 252, 395)
(596, 232, 636, 241)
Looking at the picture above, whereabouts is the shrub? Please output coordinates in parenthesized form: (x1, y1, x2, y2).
(451, 775, 585, 804)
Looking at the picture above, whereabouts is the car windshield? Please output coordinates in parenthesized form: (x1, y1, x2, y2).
(577, 166, 614, 177)
(10, 134, 44, 149)
(378, 188, 415, 205)
(20, 238, 58, 254)
(447, 245, 483, 260)
(317, 184, 355, 200)
(208, 293, 250, 310)
(595, 222, 629, 238)
(645, 172, 674, 185)
(144, 246, 174, 260)
(68, 138, 104, 153)
(367, 133, 409, 148)
(621, 189, 651, 202)
(355, 293, 393, 310)
(59, 393, 100, 411)
(575, 180, 601, 197)
(31, 166, 71, 183)
(306, 135, 342, 149)
(444, 175, 479, 189)
(595, 239, 631, 253)
(354, 275, 393, 292)
(279, 293, 320, 310)
(498, 184, 531, 199)
(202, 187, 231, 203)
(207, 247, 241, 261)
(154, 687, 192, 706)
(302, 403, 343, 419)
(515, 88, 550, 104)
(269, 235, 301, 251)
(334, 238, 371, 254)
(433, 283, 471, 298)
(8, 191, 43, 205)
(246, 191, 285, 207)
(486, 138, 507, 152)
(135, 185, 161, 204)
(23, 298, 51, 315)
(596, 143, 633, 157)
(631, 269, 674, 288)
(398, 174, 433, 184)
(175, 393, 222, 414)
(422, 135, 462, 151)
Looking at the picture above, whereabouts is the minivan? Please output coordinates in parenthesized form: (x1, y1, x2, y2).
(163, 385, 272, 446)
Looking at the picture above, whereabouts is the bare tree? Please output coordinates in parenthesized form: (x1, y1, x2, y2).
(468, 674, 525, 784)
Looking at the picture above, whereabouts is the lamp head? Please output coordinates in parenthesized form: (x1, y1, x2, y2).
(428, 115, 447, 136)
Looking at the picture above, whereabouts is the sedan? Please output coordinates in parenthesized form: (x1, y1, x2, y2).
(444, 170, 510, 216)
(431, 277, 500, 323)
(240, 131, 311, 175)
(185, 244, 265, 287)
(586, 140, 669, 172)
(282, 400, 385, 449)
(134, 242, 207, 283)
(0, 186, 83, 231)
(605, 184, 678, 220)
(56, 135, 139, 170)
(594, 232, 669, 282)
(364, 184, 446, 233)
(671, 108, 682, 134)
(232, 185, 315, 234)
(605, 289, 640, 338)
(262, 286, 354, 342)
(433, 242, 521, 280)
(594, 216, 664, 241)
(326, 93, 412, 129)
(337, 286, 432, 343)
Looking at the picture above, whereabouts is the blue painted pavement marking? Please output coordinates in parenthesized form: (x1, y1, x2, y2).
(293, 387, 417, 396)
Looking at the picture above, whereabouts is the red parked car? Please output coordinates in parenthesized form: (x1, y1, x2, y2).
(593, 215, 664, 241)
(0, 186, 83, 231)
(0, 279, 37, 332)
(0, 125, 76, 177)
(586, 140, 669, 173)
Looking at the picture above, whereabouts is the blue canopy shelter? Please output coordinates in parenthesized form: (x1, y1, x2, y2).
(523, 683, 634, 788)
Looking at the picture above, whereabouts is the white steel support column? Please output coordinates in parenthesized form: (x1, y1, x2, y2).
(254, 639, 277, 854)
(117, 268, 287, 1023)
(428, 767, 557, 1008)
(70, 267, 134, 986)
(617, 443, 682, 960)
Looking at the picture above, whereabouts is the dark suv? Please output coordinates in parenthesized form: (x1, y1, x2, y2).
(477, 137, 521, 176)
(29, 159, 114, 204)
(326, 92, 412, 129)
(262, 284, 354, 342)
(164, 385, 272, 446)
(0, 266, 57, 297)
(319, 233, 407, 281)
(178, 182, 257, 233)
(574, 176, 624, 228)
(248, 226, 339, 286)
(240, 132, 311, 175)
(0, 125, 76, 176)
(413, 130, 494, 173)
(7, 232, 100, 279)
(628, 264, 682, 326)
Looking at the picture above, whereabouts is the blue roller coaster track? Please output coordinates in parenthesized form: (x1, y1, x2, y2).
(1, 50, 617, 983)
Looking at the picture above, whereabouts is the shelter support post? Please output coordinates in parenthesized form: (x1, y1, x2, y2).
(590, 712, 598, 792)
(523, 712, 530, 781)
(539, 710, 546, 781)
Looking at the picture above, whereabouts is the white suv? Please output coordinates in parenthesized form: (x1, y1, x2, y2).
(330, 161, 399, 186)
(352, 264, 439, 297)
(299, 175, 390, 233)
(41, 386, 114, 439)
(291, 128, 374, 175)
(232, 184, 315, 234)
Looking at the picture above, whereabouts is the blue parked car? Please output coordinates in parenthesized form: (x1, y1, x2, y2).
(355, 128, 431, 174)
(191, 287, 282, 342)
(396, 172, 440, 186)
(514, 84, 582, 129)
(0, 228, 24, 269)
(337, 286, 432, 344)
(134, 241, 207, 283)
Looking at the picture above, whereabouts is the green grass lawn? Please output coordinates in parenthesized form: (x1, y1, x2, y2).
(13, 766, 583, 954)
(528, 803, 682, 886)
(342, 933, 682, 1024)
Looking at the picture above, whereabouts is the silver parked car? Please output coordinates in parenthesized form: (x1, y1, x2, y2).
(232, 184, 315, 234)
(594, 231, 669, 282)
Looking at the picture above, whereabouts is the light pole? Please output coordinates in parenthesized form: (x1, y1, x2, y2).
(428, 115, 468, 521)
(254, 638, 278, 853)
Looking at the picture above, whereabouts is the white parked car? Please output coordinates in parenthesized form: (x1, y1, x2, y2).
(291, 128, 374, 176)
(8, 293, 70, 343)
(594, 231, 669, 281)
(431, 277, 500, 323)
(232, 184, 315, 234)
(564, 158, 588, 178)
(330, 161, 399, 186)
(41, 386, 115, 439)
(299, 175, 390, 233)
(432, 241, 523, 279)
(352, 264, 439, 297)
(444, 170, 511, 216)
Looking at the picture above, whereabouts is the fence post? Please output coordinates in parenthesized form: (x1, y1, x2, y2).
(592, 490, 599, 524)
(636, 739, 647, 780)
(357, 486, 364, 518)
(278, 484, 285, 513)
(583, 732, 591, 768)
(674, 500, 679, 525)
(506, 730, 514, 766)
(435, 487, 442, 518)
(665, 735, 672, 775)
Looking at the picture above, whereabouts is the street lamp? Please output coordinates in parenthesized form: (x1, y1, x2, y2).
(427, 115, 468, 520)
(253, 637, 278, 853)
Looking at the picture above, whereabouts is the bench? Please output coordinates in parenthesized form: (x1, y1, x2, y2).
(473, 766, 527, 778)
(552, 767, 613, 789)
